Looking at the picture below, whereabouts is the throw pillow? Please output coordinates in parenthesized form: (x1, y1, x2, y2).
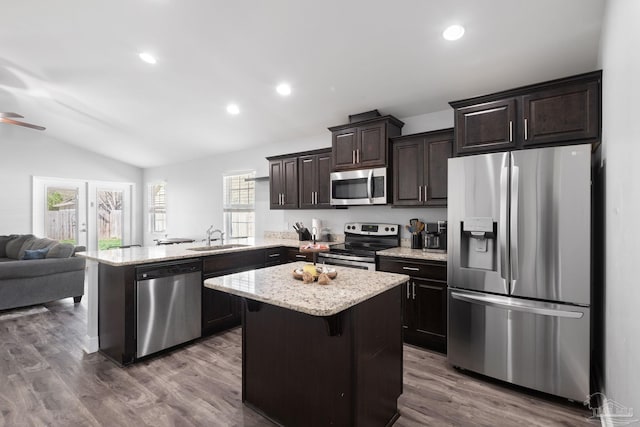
(46, 243, 75, 258)
(22, 247, 50, 260)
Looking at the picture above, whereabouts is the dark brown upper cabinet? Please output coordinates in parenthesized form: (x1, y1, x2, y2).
(391, 128, 453, 207)
(329, 116, 403, 171)
(268, 156, 298, 209)
(298, 149, 332, 209)
(450, 70, 601, 156)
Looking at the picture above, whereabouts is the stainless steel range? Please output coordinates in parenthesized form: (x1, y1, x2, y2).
(318, 222, 400, 271)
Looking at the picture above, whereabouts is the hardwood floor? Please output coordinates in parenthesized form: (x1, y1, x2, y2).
(0, 299, 591, 426)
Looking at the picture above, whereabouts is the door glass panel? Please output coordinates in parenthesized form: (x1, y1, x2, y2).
(97, 189, 124, 249)
(46, 187, 79, 244)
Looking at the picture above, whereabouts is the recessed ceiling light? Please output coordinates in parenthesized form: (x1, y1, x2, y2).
(226, 103, 240, 115)
(139, 52, 157, 64)
(442, 25, 465, 41)
(276, 83, 292, 96)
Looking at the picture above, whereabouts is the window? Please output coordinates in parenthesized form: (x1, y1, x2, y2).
(148, 182, 166, 233)
(223, 172, 255, 238)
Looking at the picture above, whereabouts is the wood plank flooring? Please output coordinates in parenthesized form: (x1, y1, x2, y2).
(0, 299, 591, 426)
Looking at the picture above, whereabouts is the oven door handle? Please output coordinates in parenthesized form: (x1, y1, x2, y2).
(318, 252, 375, 263)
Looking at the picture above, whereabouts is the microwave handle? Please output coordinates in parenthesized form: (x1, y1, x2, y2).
(367, 169, 373, 200)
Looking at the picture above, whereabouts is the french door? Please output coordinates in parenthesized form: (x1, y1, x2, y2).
(33, 177, 134, 251)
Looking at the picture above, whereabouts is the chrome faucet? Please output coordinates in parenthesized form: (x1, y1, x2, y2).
(206, 226, 224, 246)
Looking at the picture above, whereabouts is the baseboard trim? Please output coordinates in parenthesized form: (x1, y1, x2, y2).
(84, 335, 99, 353)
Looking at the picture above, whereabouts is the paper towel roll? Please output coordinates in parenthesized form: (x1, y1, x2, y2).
(311, 218, 322, 236)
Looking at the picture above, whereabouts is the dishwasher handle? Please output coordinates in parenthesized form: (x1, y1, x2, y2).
(136, 260, 202, 280)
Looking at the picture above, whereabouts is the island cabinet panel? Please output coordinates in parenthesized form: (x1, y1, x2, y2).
(391, 128, 453, 207)
(378, 257, 448, 353)
(451, 70, 601, 156)
(202, 249, 265, 336)
(98, 263, 136, 365)
(242, 286, 402, 427)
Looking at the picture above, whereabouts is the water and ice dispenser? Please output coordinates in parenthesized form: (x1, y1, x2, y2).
(460, 217, 498, 271)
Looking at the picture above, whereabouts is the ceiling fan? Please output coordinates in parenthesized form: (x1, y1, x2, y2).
(0, 112, 46, 131)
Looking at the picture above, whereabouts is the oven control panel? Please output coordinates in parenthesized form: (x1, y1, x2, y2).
(344, 222, 399, 236)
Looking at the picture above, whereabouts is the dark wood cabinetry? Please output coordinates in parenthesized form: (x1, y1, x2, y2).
(268, 148, 332, 210)
(286, 247, 313, 262)
(391, 128, 453, 207)
(450, 70, 601, 156)
(329, 116, 403, 171)
(269, 156, 298, 209)
(202, 249, 265, 336)
(298, 149, 332, 209)
(264, 246, 288, 267)
(378, 256, 447, 353)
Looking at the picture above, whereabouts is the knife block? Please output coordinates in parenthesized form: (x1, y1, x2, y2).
(297, 228, 312, 241)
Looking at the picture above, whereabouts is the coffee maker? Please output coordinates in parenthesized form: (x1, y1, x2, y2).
(424, 221, 447, 251)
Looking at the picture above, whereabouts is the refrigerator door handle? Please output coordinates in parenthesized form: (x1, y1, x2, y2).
(510, 162, 520, 291)
(450, 291, 585, 319)
(499, 158, 509, 283)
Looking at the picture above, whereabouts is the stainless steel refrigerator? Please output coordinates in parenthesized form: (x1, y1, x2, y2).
(447, 144, 591, 401)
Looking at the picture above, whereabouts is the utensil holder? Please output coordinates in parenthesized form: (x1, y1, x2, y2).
(411, 233, 422, 249)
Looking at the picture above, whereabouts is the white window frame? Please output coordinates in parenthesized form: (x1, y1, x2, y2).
(148, 182, 167, 234)
(223, 171, 256, 239)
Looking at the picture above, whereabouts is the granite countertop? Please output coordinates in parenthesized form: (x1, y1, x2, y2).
(377, 247, 448, 262)
(77, 238, 333, 266)
(204, 262, 409, 317)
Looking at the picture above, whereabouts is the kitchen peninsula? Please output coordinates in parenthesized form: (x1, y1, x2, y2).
(205, 262, 409, 427)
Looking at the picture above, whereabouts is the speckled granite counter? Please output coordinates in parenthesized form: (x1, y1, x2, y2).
(204, 261, 409, 316)
(77, 238, 333, 266)
(377, 247, 448, 262)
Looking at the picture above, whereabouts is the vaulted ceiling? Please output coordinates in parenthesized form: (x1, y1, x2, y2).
(0, 0, 605, 168)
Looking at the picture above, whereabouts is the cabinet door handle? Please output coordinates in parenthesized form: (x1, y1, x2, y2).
(282, 194, 285, 205)
(352, 150, 356, 164)
(295, 254, 307, 259)
(418, 185, 422, 202)
(269, 253, 280, 258)
(356, 149, 360, 164)
(412, 282, 416, 300)
(402, 266, 420, 271)
(424, 185, 428, 202)
(406, 282, 410, 299)
(314, 191, 318, 205)
(279, 194, 282, 205)
(509, 120, 513, 142)
(524, 118, 528, 140)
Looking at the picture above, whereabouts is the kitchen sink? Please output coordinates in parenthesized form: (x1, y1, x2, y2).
(187, 244, 250, 251)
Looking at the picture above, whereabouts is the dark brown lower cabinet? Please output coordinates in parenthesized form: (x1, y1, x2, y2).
(286, 247, 313, 262)
(242, 286, 403, 426)
(202, 249, 266, 337)
(378, 256, 447, 353)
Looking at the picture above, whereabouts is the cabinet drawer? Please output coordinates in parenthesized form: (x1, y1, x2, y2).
(378, 257, 446, 281)
(286, 248, 313, 262)
(203, 249, 264, 276)
(264, 247, 287, 265)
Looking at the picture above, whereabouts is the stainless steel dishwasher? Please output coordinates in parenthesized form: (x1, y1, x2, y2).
(136, 260, 202, 358)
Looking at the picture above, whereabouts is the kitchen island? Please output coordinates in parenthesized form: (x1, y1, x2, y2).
(205, 262, 409, 427)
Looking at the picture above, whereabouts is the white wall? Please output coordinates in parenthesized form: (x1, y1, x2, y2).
(599, 0, 640, 413)
(0, 127, 143, 242)
(143, 109, 453, 244)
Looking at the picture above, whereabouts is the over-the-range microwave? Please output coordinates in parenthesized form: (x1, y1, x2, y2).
(330, 167, 387, 206)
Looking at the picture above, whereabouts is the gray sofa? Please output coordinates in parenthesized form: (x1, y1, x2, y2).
(0, 234, 86, 311)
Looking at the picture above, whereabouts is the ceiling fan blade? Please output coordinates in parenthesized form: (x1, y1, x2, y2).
(0, 117, 46, 131)
(0, 112, 24, 118)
